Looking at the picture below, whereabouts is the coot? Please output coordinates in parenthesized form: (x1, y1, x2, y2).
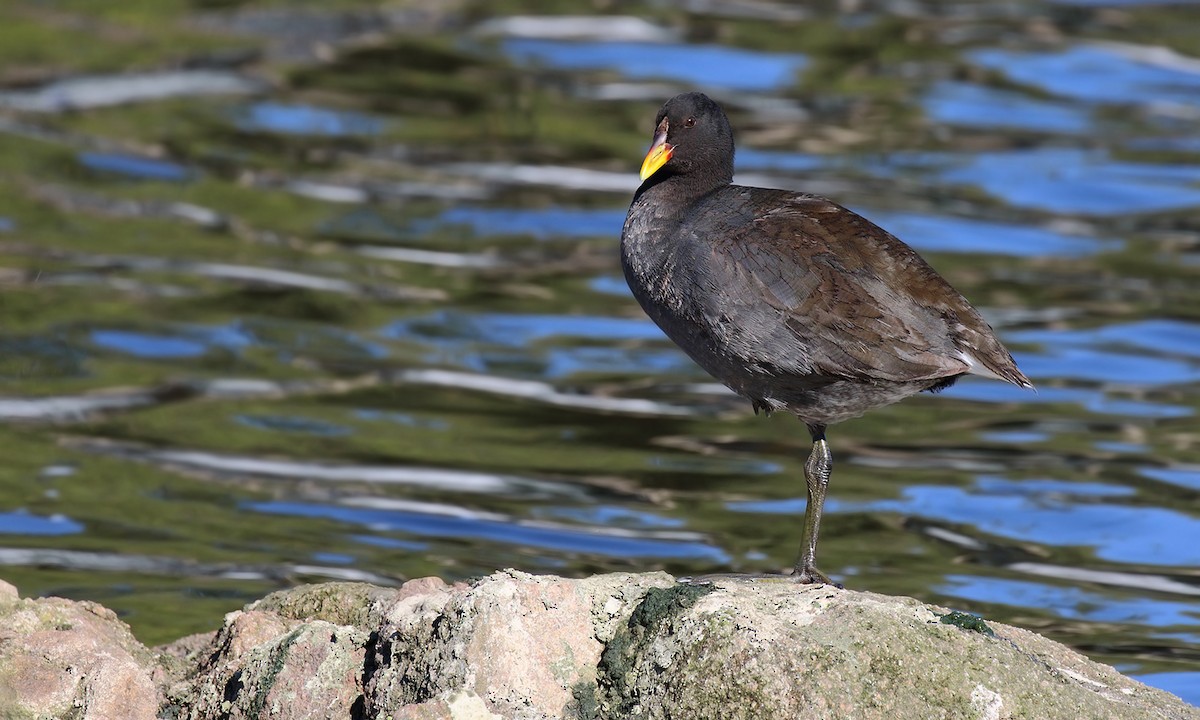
(621, 92, 1031, 584)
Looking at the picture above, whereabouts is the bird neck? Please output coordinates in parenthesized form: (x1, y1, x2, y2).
(633, 168, 731, 207)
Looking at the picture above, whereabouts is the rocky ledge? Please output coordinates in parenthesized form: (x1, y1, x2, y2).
(0, 572, 1193, 719)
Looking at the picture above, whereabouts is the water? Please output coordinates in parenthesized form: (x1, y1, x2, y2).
(0, 0, 1198, 706)
(499, 38, 809, 92)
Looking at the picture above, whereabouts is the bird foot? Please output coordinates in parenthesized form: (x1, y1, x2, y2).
(790, 564, 842, 589)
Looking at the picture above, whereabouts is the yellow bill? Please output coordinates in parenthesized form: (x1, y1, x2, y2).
(639, 130, 673, 182)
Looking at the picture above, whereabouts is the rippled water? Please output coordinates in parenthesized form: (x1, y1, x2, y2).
(0, 0, 1198, 705)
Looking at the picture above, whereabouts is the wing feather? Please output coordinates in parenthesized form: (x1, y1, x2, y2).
(703, 192, 1007, 384)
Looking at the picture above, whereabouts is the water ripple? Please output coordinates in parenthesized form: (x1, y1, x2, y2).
(234, 102, 388, 137)
(970, 43, 1200, 108)
(922, 81, 1091, 134)
(940, 148, 1200, 215)
(501, 38, 808, 92)
(250, 498, 728, 562)
(941, 574, 1200, 625)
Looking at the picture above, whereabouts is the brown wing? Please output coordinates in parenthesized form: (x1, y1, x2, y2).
(707, 191, 1029, 386)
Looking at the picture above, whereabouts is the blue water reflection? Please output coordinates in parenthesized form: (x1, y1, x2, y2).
(732, 476, 1200, 567)
(940, 148, 1200, 215)
(922, 81, 1091, 134)
(536, 505, 686, 529)
(1129, 673, 1200, 706)
(91, 330, 209, 359)
(860, 210, 1116, 257)
(312, 551, 355, 565)
(234, 102, 387, 137)
(0, 511, 83, 535)
(1014, 320, 1200, 359)
(382, 311, 663, 346)
(381, 310, 687, 377)
(871, 485, 1200, 566)
(541, 345, 688, 378)
(90, 321, 362, 362)
(587, 276, 632, 300)
(980, 430, 1050, 444)
(501, 39, 808, 91)
(735, 148, 827, 174)
(424, 206, 626, 239)
(973, 476, 1135, 498)
(249, 500, 729, 562)
(970, 45, 1200, 107)
(1128, 137, 1200, 153)
(1010, 347, 1198, 386)
(943, 382, 1192, 419)
(1140, 467, 1200, 492)
(350, 534, 428, 552)
(78, 152, 192, 182)
(1009, 323, 1200, 386)
(940, 574, 1199, 626)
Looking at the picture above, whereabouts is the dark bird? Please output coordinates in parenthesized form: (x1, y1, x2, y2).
(621, 92, 1032, 585)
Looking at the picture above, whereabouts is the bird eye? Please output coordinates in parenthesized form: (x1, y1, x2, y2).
(684, 117, 697, 128)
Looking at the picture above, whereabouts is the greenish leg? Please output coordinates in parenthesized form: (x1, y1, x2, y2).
(792, 423, 837, 586)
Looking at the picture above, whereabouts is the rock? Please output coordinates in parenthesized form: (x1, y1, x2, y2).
(161, 584, 389, 719)
(363, 570, 673, 718)
(0, 572, 1195, 719)
(0, 583, 160, 719)
(585, 579, 1188, 720)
